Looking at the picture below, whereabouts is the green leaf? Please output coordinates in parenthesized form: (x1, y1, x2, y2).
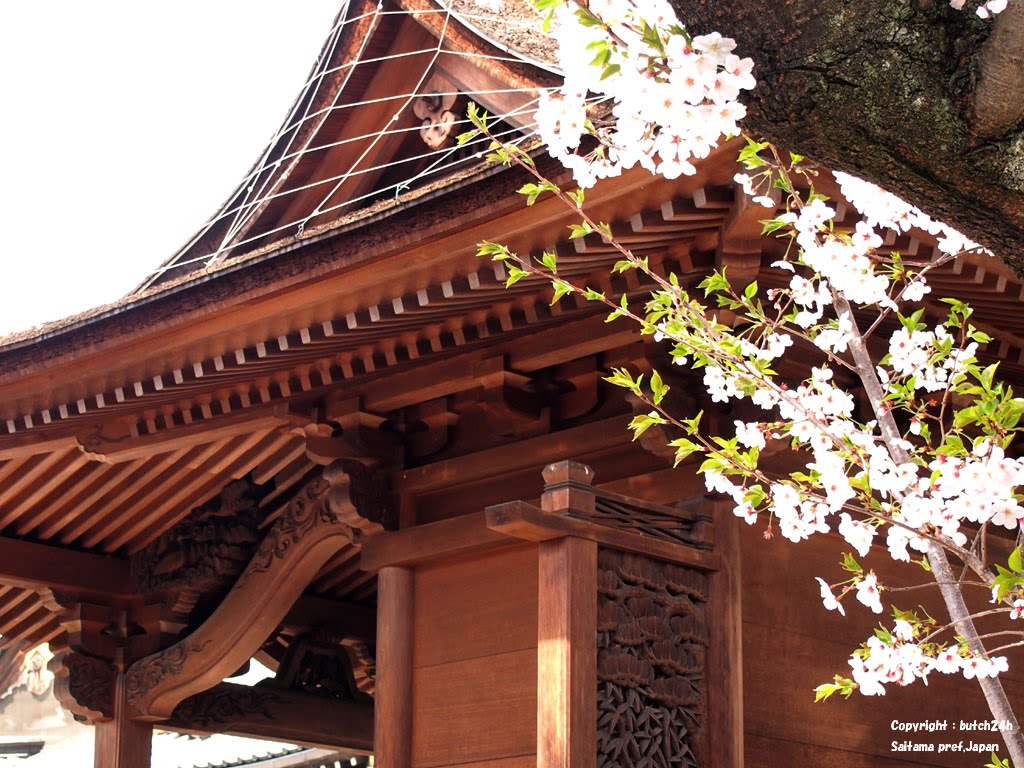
(669, 437, 701, 466)
(505, 265, 529, 288)
(841, 552, 863, 575)
(761, 217, 790, 235)
(518, 182, 543, 206)
(813, 683, 841, 703)
(550, 280, 573, 305)
(650, 369, 669, 405)
(1010, 547, 1022, 574)
(629, 411, 666, 440)
(568, 222, 593, 239)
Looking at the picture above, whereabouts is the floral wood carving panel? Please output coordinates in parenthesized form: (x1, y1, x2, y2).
(597, 549, 709, 768)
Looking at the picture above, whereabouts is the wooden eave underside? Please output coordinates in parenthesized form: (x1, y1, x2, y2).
(2, 149, 1024, 654)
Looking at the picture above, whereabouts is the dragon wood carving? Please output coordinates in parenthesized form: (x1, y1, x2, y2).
(124, 461, 385, 721)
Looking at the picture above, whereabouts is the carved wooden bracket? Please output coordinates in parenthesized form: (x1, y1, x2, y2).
(413, 76, 461, 149)
(51, 650, 117, 722)
(124, 461, 385, 720)
(40, 592, 171, 723)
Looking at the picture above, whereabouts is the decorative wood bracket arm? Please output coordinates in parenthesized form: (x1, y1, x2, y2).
(124, 462, 383, 721)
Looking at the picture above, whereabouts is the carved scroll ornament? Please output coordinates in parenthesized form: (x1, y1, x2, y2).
(51, 650, 116, 723)
(414, 89, 458, 149)
(171, 684, 280, 728)
(125, 461, 384, 720)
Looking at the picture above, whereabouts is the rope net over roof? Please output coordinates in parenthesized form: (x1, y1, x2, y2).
(138, 0, 561, 291)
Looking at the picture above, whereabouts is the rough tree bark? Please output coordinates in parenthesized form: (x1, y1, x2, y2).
(670, 0, 1024, 270)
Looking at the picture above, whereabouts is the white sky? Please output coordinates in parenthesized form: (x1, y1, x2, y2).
(0, 2, 342, 335)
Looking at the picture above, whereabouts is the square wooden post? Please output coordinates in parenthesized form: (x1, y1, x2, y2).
(706, 497, 744, 767)
(537, 536, 597, 768)
(94, 674, 153, 768)
(376, 565, 414, 768)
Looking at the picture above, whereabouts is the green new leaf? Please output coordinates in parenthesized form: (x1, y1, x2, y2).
(476, 241, 512, 261)
(1010, 547, 1023, 574)
(650, 368, 669, 405)
(669, 437, 701, 466)
(813, 683, 841, 703)
(550, 279, 573, 305)
(538, 250, 558, 272)
(761, 217, 790, 235)
(505, 265, 529, 288)
(568, 222, 593, 239)
(841, 552, 863, 575)
(629, 411, 666, 441)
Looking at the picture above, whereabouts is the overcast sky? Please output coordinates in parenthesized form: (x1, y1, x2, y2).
(0, 2, 341, 335)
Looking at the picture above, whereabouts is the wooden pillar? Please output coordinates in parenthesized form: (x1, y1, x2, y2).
(94, 674, 152, 768)
(376, 565, 414, 768)
(537, 536, 597, 768)
(706, 497, 744, 767)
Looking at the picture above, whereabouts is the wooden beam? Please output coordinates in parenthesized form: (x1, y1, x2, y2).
(361, 513, 509, 571)
(375, 566, 413, 768)
(0, 536, 132, 598)
(0, 435, 76, 462)
(485, 501, 720, 572)
(164, 682, 374, 752)
(78, 408, 290, 464)
(396, 416, 632, 495)
(537, 536, 597, 768)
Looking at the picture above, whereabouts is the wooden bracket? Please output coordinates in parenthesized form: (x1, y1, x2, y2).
(301, 399, 401, 466)
(123, 461, 386, 720)
(40, 592, 171, 723)
(715, 183, 775, 288)
(405, 397, 459, 459)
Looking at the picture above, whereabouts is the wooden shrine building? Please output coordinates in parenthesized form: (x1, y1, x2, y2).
(0, 2, 1023, 766)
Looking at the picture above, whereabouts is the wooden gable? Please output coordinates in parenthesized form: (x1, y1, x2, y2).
(146, 0, 558, 289)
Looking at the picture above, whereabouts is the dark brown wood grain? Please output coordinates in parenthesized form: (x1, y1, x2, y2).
(538, 536, 597, 768)
(377, 566, 415, 768)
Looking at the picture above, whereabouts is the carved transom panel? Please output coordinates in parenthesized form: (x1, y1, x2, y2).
(597, 549, 708, 768)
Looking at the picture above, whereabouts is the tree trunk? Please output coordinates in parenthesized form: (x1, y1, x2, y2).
(670, 0, 1024, 270)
